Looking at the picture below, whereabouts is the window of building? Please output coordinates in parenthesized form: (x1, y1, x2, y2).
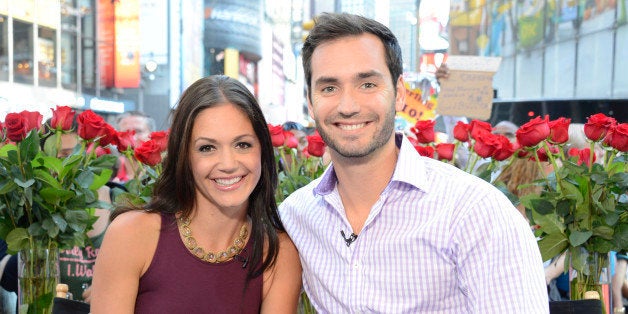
(81, 8, 97, 91)
(0, 15, 8, 81)
(38, 26, 57, 87)
(61, 31, 77, 90)
(13, 20, 34, 84)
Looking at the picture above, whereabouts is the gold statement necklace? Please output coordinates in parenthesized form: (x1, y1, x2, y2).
(177, 216, 248, 263)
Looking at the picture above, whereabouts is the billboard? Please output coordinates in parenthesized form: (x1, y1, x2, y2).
(113, 0, 140, 88)
(98, 0, 115, 88)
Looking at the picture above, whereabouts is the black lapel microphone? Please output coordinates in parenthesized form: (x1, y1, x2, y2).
(340, 230, 358, 247)
(234, 249, 249, 269)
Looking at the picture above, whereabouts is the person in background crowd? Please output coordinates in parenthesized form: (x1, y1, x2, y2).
(278, 12, 548, 312)
(614, 252, 628, 313)
(0, 238, 17, 293)
(115, 111, 155, 144)
(282, 121, 309, 154)
(91, 75, 301, 313)
(492, 120, 545, 218)
(114, 111, 156, 182)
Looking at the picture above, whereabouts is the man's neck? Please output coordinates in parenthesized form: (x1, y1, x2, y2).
(332, 135, 400, 233)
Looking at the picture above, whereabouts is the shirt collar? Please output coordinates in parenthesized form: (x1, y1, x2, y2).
(313, 133, 429, 196)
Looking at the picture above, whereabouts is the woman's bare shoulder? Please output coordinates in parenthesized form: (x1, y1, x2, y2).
(107, 210, 162, 240)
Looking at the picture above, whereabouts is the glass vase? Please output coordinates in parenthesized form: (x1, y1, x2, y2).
(569, 247, 609, 308)
(18, 245, 59, 314)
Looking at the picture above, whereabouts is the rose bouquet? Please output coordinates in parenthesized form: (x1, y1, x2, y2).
(0, 107, 118, 312)
(516, 114, 627, 302)
(268, 124, 327, 204)
(409, 113, 628, 303)
(113, 130, 168, 208)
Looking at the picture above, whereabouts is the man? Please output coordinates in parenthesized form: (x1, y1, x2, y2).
(279, 13, 549, 313)
(115, 111, 155, 144)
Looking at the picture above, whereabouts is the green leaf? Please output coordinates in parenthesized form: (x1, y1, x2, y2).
(5, 228, 30, 252)
(611, 172, 628, 189)
(39, 187, 75, 205)
(76, 170, 95, 189)
(613, 224, 628, 251)
(530, 198, 554, 215)
(588, 237, 615, 253)
(569, 247, 589, 273)
(0, 179, 17, 195)
(592, 226, 614, 239)
(14, 178, 35, 188)
(89, 168, 113, 190)
(60, 154, 83, 180)
(19, 130, 40, 161)
(34, 156, 64, 175)
(89, 154, 118, 170)
(538, 233, 568, 262)
(42, 218, 60, 238)
(34, 169, 62, 189)
(569, 230, 592, 247)
(0, 142, 17, 158)
(51, 213, 68, 232)
(43, 132, 60, 157)
(604, 211, 620, 226)
(555, 199, 572, 217)
(560, 180, 583, 204)
(28, 222, 45, 237)
(531, 211, 565, 234)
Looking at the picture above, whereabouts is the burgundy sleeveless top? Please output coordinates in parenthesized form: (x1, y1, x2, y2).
(134, 213, 262, 313)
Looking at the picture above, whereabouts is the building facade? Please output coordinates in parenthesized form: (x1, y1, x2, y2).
(447, 0, 627, 124)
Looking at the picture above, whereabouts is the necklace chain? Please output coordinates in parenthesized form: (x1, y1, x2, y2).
(177, 216, 248, 263)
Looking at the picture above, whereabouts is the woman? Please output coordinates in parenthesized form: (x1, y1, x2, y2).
(91, 75, 302, 313)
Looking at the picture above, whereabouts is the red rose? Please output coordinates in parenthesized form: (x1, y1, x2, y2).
(584, 113, 616, 142)
(149, 130, 169, 152)
(77, 110, 107, 140)
(117, 130, 136, 152)
(284, 131, 299, 149)
(469, 120, 492, 140)
(548, 117, 571, 144)
(517, 149, 534, 159)
(268, 124, 285, 147)
(20, 110, 43, 133)
(602, 123, 627, 152)
(50, 106, 75, 131)
(414, 145, 434, 158)
(516, 116, 550, 148)
(473, 132, 500, 158)
(306, 133, 326, 157)
(534, 145, 559, 162)
(99, 124, 119, 147)
(95, 146, 112, 157)
(410, 120, 435, 144)
(134, 140, 162, 166)
(0, 121, 4, 140)
(435, 143, 455, 161)
(492, 135, 516, 161)
(4, 113, 30, 142)
(453, 121, 469, 142)
(577, 148, 596, 166)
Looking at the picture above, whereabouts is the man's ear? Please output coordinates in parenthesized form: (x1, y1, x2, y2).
(395, 75, 406, 112)
(307, 90, 315, 120)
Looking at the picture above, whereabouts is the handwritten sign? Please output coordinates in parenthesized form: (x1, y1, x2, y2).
(397, 82, 437, 126)
(438, 56, 502, 120)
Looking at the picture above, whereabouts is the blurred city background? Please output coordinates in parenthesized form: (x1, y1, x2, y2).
(0, 0, 626, 131)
